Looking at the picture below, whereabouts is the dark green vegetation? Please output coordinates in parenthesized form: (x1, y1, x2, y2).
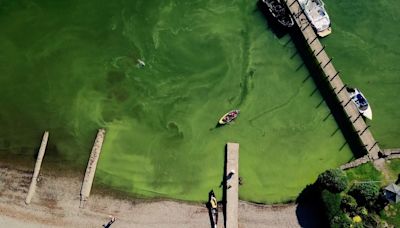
(302, 166, 400, 227)
(380, 160, 400, 227)
(347, 162, 400, 227)
(380, 203, 400, 227)
(317, 169, 348, 193)
(0, 0, 353, 202)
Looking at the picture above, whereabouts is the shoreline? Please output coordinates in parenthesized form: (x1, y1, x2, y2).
(0, 162, 311, 227)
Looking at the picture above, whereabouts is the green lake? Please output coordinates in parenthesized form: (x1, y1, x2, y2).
(0, 0, 398, 203)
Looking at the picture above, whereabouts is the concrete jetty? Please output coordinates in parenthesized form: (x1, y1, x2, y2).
(25, 131, 49, 205)
(225, 142, 239, 228)
(284, 0, 381, 159)
(80, 129, 106, 208)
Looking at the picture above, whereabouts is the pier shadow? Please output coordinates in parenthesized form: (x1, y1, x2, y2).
(288, 26, 367, 158)
(257, 0, 293, 38)
(222, 144, 228, 228)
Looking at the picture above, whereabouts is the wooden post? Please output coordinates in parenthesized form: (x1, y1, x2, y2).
(25, 131, 49, 205)
(80, 129, 106, 208)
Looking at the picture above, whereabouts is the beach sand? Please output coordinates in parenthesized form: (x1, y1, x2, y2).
(0, 164, 304, 228)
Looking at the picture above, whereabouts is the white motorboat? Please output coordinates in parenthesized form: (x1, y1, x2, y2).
(347, 88, 373, 120)
(298, 0, 331, 37)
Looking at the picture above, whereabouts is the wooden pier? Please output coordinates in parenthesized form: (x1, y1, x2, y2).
(225, 143, 239, 228)
(25, 131, 49, 205)
(284, 0, 381, 159)
(80, 129, 106, 208)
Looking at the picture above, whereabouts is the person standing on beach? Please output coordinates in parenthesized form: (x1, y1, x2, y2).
(103, 215, 117, 228)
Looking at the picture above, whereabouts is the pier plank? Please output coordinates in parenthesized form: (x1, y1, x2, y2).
(225, 143, 239, 228)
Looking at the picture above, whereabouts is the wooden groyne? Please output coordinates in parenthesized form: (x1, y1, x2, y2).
(80, 129, 106, 208)
(340, 155, 370, 170)
(383, 148, 400, 156)
(340, 148, 400, 170)
(225, 142, 239, 228)
(383, 148, 400, 160)
(25, 131, 49, 205)
(284, 0, 381, 160)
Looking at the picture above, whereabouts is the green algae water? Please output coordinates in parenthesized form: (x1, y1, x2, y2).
(323, 0, 400, 149)
(1, 0, 396, 203)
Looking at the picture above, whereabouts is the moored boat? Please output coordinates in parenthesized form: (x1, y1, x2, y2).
(347, 88, 373, 120)
(261, 0, 294, 28)
(218, 110, 240, 125)
(298, 0, 331, 37)
(209, 190, 218, 228)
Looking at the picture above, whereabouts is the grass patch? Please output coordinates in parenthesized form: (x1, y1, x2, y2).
(345, 162, 383, 184)
(387, 159, 400, 181)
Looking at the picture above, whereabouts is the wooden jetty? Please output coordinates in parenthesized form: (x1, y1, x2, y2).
(284, 0, 381, 159)
(225, 143, 239, 228)
(25, 131, 49, 205)
(80, 129, 106, 208)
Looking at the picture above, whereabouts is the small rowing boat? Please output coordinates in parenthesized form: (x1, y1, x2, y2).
(218, 110, 240, 125)
(347, 87, 373, 120)
(208, 190, 218, 228)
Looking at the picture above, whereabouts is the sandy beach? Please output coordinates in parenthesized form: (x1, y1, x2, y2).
(0, 163, 306, 227)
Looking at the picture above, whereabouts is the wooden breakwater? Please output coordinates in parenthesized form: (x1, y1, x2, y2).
(340, 148, 400, 170)
(340, 155, 370, 170)
(80, 129, 106, 208)
(383, 148, 400, 156)
(284, 0, 381, 160)
(25, 131, 49, 205)
(225, 143, 239, 228)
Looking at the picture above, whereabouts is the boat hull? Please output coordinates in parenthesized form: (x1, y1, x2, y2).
(317, 27, 332, 37)
(362, 106, 373, 120)
(218, 110, 240, 125)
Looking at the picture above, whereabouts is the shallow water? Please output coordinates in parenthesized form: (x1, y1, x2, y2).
(3, 0, 397, 203)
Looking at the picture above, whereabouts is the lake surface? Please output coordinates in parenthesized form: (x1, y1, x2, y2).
(1, 0, 397, 203)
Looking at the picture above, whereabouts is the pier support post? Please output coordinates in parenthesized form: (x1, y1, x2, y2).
(323, 57, 333, 68)
(360, 125, 370, 136)
(80, 129, 106, 208)
(309, 36, 318, 45)
(353, 113, 363, 124)
(316, 45, 325, 56)
(25, 131, 49, 205)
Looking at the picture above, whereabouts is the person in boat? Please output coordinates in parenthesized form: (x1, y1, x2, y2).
(228, 111, 238, 118)
(210, 194, 217, 209)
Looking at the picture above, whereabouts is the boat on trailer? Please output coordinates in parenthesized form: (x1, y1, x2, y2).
(261, 0, 295, 28)
(218, 110, 240, 125)
(347, 87, 373, 120)
(298, 0, 331, 37)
